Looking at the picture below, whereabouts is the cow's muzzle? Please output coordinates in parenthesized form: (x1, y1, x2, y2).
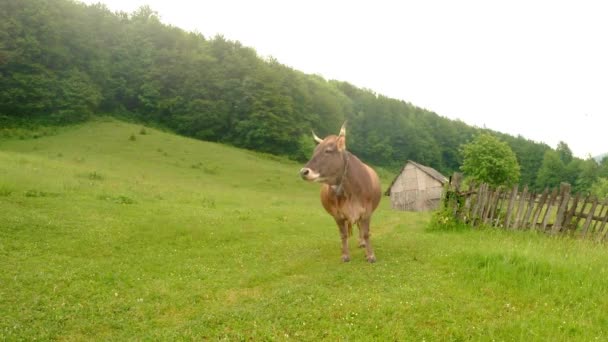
(299, 168, 321, 181)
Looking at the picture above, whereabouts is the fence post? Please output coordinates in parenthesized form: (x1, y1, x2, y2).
(531, 188, 549, 230)
(471, 183, 484, 226)
(590, 199, 607, 236)
(514, 185, 528, 229)
(573, 196, 591, 233)
(595, 199, 608, 242)
(484, 189, 499, 225)
(489, 187, 503, 226)
(441, 175, 608, 239)
(450, 173, 463, 192)
(522, 192, 536, 230)
(541, 188, 559, 231)
(581, 197, 599, 238)
(478, 184, 492, 226)
(552, 183, 571, 234)
(461, 182, 475, 223)
(504, 185, 519, 229)
(564, 193, 581, 233)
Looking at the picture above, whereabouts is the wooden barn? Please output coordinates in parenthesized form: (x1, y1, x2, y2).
(385, 160, 448, 211)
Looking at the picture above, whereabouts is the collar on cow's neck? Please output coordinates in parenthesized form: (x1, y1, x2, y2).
(332, 150, 350, 196)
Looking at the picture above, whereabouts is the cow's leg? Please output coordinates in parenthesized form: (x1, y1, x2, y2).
(335, 218, 350, 262)
(360, 218, 376, 263)
(357, 224, 366, 248)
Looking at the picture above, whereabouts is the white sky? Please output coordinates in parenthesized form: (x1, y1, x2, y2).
(82, 0, 608, 158)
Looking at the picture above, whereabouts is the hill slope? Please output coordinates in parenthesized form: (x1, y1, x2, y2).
(2, 119, 608, 340)
(1, 0, 554, 184)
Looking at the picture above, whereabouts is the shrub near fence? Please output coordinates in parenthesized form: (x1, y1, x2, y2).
(445, 173, 608, 241)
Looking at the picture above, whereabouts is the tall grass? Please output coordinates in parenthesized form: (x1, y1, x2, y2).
(1, 119, 608, 340)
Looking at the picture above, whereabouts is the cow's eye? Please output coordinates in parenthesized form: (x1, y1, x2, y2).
(324, 148, 333, 154)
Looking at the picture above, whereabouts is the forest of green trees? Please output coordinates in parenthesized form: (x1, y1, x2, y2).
(1, 0, 607, 195)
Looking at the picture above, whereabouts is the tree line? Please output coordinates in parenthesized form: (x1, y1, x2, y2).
(1, 0, 606, 195)
(459, 134, 608, 197)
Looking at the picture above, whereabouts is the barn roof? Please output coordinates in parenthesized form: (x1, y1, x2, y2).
(384, 160, 448, 196)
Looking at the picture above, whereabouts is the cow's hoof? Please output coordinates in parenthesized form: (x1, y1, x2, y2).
(341, 255, 351, 262)
(367, 256, 376, 263)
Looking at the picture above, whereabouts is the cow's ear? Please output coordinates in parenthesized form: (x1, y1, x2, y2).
(337, 121, 346, 151)
(337, 135, 346, 151)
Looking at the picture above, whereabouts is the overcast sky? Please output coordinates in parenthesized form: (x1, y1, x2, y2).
(81, 0, 607, 158)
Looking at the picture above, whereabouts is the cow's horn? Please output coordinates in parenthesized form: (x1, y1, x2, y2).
(339, 121, 347, 137)
(312, 130, 323, 144)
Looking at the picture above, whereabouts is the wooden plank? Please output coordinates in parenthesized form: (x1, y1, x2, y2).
(480, 186, 489, 223)
(504, 185, 519, 229)
(461, 183, 475, 222)
(479, 184, 490, 226)
(449, 188, 459, 217)
(571, 212, 608, 221)
(469, 184, 480, 225)
(486, 189, 500, 225)
(590, 200, 606, 235)
(474, 184, 488, 226)
(451, 173, 463, 192)
(581, 197, 599, 238)
(485, 189, 500, 226)
(530, 188, 549, 230)
(491, 188, 508, 227)
(448, 173, 463, 217)
(522, 192, 536, 230)
(483, 186, 493, 223)
(593, 198, 608, 241)
(471, 184, 484, 225)
(481, 186, 494, 224)
(541, 188, 559, 232)
(564, 193, 581, 233)
(597, 199, 608, 242)
(513, 185, 528, 229)
(552, 183, 571, 234)
(473, 184, 484, 226)
(481, 188, 492, 225)
(572, 196, 590, 233)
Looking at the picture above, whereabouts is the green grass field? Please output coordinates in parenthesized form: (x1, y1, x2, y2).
(2, 118, 608, 340)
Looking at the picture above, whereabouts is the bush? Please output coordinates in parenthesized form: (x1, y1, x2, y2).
(427, 186, 469, 232)
(460, 133, 520, 187)
(591, 178, 608, 198)
(427, 206, 470, 232)
(0, 127, 58, 140)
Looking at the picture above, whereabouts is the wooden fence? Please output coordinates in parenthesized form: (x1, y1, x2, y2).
(445, 173, 608, 241)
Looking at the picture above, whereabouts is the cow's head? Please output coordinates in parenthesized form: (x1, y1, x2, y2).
(299, 122, 347, 185)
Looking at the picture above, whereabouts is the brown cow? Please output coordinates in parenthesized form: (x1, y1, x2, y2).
(299, 123, 381, 263)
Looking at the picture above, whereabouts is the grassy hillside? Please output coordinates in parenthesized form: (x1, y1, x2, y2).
(4, 0, 563, 186)
(2, 119, 608, 340)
